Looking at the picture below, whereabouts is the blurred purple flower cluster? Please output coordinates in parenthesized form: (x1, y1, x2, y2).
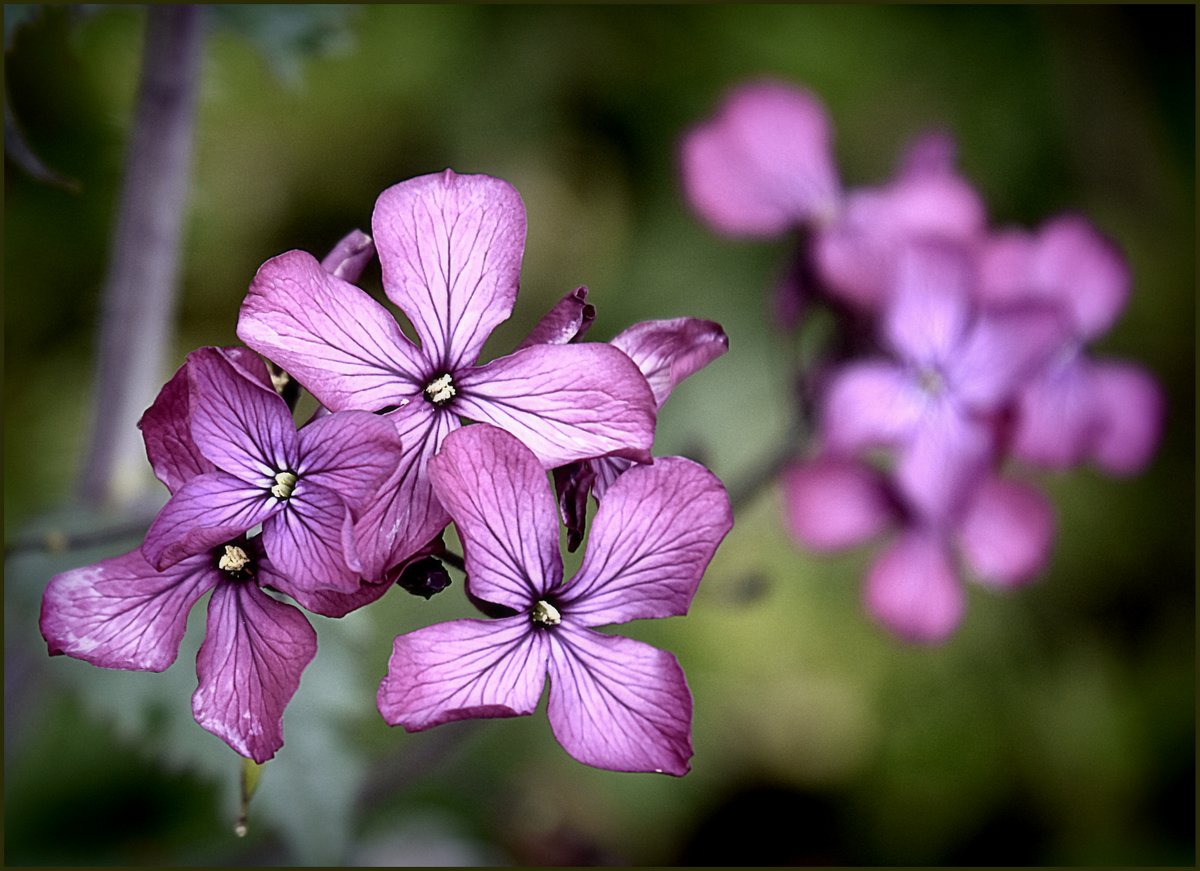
(42, 170, 732, 771)
(682, 80, 1164, 642)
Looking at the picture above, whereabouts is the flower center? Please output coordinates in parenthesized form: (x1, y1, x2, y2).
(918, 367, 945, 396)
(531, 599, 562, 627)
(424, 373, 457, 406)
(270, 470, 298, 499)
(217, 545, 254, 579)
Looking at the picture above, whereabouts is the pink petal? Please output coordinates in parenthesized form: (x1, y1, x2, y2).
(883, 241, 973, 366)
(1029, 214, 1130, 340)
(319, 229, 376, 284)
(257, 555, 392, 618)
(295, 410, 405, 503)
(546, 624, 692, 775)
(221, 346, 277, 393)
(516, 286, 595, 349)
(40, 550, 217, 671)
(558, 457, 732, 626)
(820, 360, 924, 454)
(192, 581, 317, 763)
(895, 399, 993, 525)
(680, 79, 840, 237)
(377, 617, 548, 731)
(949, 304, 1066, 411)
(372, 169, 526, 372)
(142, 472, 279, 569)
(958, 476, 1055, 589)
(864, 530, 965, 644)
(588, 454, 631, 502)
(897, 129, 959, 177)
(427, 424, 564, 610)
(977, 228, 1038, 308)
(238, 249, 426, 412)
(263, 485, 360, 594)
(1011, 352, 1099, 470)
(1088, 359, 1165, 476)
(456, 343, 656, 468)
(138, 359, 216, 495)
(610, 318, 729, 408)
(780, 456, 897, 552)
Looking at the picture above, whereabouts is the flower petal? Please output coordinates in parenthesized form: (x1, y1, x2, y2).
(958, 476, 1055, 589)
(377, 617, 548, 731)
(552, 461, 596, 554)
(372, 169, 526, 371)
(680, 79, 839, 237)
(780, 456, 897, 552)
(883, 241, 973, 366)
(238, 249, 425, 412)
(610, 318, 729, 408)
(1088, 359, 1165, 476)
(547, 624, 692, 775)
(1031, 214, 1131, 340)
(820, 360, 924, 454)
(263, 485, 360, 594)
(256, 554, 392, 618)
(456, 343, 656, 468)
(949, 304, 1066, 410)
(1012, 352, 1099, 470)
(296, 409, 405, 503)
(895, 399, 993, 525)
(138, 359, 216, 495)
(863, 530, 965, 644)
(516, 286, 595, 350)
(427, 424, 564, 610)
(40, 550, 217, 671)
(319, 229, 376, 284)
(192, 581, 317, 763)
(558, 457, 732, 626)
(142, 471, 279, 569)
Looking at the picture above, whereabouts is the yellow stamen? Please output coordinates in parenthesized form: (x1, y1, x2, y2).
(531, 599, 562, 627)
(424, 373, 456, 405)
(218, 545, 251, 573)
(271, 470, 297, 499)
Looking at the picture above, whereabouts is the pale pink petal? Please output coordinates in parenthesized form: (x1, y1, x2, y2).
(1088, 360, 1165, 476)
(1030, 214, 1130, 340)
(142, 472, 279, 569)
(238, 249, 426, 412)
(372, 169, 526, 371)
(192, 581, 317, 763)
(138, 359, 215, 495)
(895, 399, 993, 525)
(610, 318, 729, 408)
(40, 550, 217, 671)
(264, 485, 360, 594)
(883, 241, 973, 366)
(456, 343, 656, 468)
(427, 424, 564, 610)
(295, 410, 405, 503)
(780, 457, 897, 552)
(864, 530, 965, 644)
(958, 477, 1055, 589)
(680, 79, 839, 237)
(547, 624, 692, 775)
(377, 617, 548, 731)
(319, 229, 376, 284)
(820, 360, 924, 453)
(1011, 351, 1099, 470)
(516, 286, 595, 349)
(977, 228, 1037, 308)
(949, 304, 1066, 410)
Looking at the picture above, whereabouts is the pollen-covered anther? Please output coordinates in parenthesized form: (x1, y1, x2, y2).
(531, 599, 562, 627)
(424, 373, 457, 405)
(218, 545, 251, 574)
(270, 470, 298, 499)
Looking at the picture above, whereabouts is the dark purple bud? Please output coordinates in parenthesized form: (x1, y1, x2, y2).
(390, 556, 452, 600)
(554, 461, 597, 552)
(320, 229, 376, 284)
(517, 286, 596, 349)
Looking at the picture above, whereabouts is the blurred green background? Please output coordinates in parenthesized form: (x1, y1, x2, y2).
(4, 4, 1194, 865)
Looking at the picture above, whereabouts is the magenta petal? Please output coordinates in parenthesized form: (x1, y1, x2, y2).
(456, 343, 656, 468)
(40, 550, 216, 671)
(138, 359, 216, 495)
(264, 486, 360, 594)
(319, 229, 376, 284)
(949, 305, 1066, 410)
(895, 400, 993, 525)
(372, 169, 526, 371)
(1012, 353, 1098, 470)
(680, 79, 839, 237)
(588, 454, 632, 502)
(257, 555, 391, 618)
(143, 472, 279, 569)
(864, 530, 965, 644)
(239, 249, 425, 412)
(559, 457, 732, 626)
(547, 624, 692, 775)
(1088, 359, 1165, 476)
(1030, 214, 1131, 340)
(296, 410, 405, 503)
(192, 581, 317, 763)
(820, 360, 924, 453)
(781, 457, 897, 552)
(517, 286, 596, 349)
(377, 617, 548, 731)
(610, 318, 729, 408)
(883, 242, 973, 366)
(958, 477, 1054, 589)
(427, 425, 564, 610)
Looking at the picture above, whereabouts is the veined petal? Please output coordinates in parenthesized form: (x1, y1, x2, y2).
(559, 457, 731, 626)
(138, 359, 215, 495)
(456, 343, 656, 469)
(40, 550, 217, 671)
(427, 425, 564, 610)
(1012, 352, 1099, 470)
(377, 617, 548, 731)
(958, 476, 1054, 589)
(319, 229, 376, 284)
(296, 410, 405, 504)
(610, 318, 729, 408)
(192, 581, 317, 763)
(516, 286, 595, 349)
(257, 555, 392, 618)
(238, 249, 425, 412)
(588, 454, 632, 502)
(221, 346, 277, 393)
(187, 347, 297, 484)
(348, 404, 458, 581)
(1088, 359, 1165, 476)
(547, 624, 692, 775)
(820, 360, 924, 453)
(263, 485, 360, 594)
(895, 399, 993, 525)
(781, 456, 897, 552)
(373, 169, 526, 371)
(143, 472, 279, 569)
(949, 304, 1066, 411)
(864, 530, 965, 644)
(883, 241, 973, 367)
(680, 79, 840, 237)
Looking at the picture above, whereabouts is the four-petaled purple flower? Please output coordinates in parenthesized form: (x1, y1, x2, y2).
(377, 424, 733, 775)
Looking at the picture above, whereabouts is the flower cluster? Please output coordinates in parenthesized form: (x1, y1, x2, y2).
(41, 170, 732, 770)
(681, 80, 1164, 643)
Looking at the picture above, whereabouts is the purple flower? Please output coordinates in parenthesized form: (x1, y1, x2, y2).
(377, 424, 732, 775)
(237, 170, 657, 581)
(142, 346, 405, 595)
